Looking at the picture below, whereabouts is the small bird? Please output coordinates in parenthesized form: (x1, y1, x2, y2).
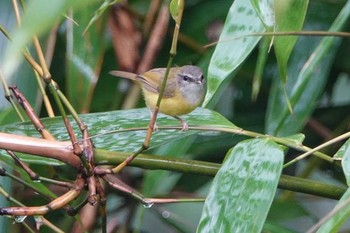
(110, 65, 207, 130)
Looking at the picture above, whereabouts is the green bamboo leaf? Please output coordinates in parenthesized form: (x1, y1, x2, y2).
(266, 1, 350, 136)
(282, 133, 305, 144)
(0, 1, 40, 124)
(2, 0, 98, 80)
(203, 0, 265, 107)
(274, 0, 309, 83)
(0, 108, 236, 165)
(66, 2, 107, 112)
(276, 133, 306, 151)
(316, 188, 350, 233)
(250, 0, 274, 30)
(83, 0, 121, 35)
(252, 37, 270, 101)
(341, 141, 350, 186)
(334, 138, 350, 160)
(196, 138, 284, 233)
(246, 0, 275, 101)
(250, 0, 274, 101)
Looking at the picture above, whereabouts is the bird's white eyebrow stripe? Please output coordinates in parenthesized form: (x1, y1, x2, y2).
(179, 74, 195, 79)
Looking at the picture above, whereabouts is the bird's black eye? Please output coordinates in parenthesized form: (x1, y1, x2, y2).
(182, 75, 190, 81)
(200, 75, 204, 81)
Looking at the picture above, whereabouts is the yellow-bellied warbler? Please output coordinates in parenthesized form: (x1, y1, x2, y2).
(110, 65, 207, 130)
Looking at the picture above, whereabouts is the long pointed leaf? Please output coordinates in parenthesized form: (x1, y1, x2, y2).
(66, 2, 107, 112)
(197, 138, 284, 233)
(203, 0, 264, 107)
(316, 188, 350, 233)
(266, 1, 350, 136)
(274, 0, 309, 83)
(0, 108, 236, 164)
(2, 0, 98, 79)
(251, 0, 274, 29)
(341, 139, 350, 186)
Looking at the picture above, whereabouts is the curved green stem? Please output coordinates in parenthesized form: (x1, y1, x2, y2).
(94, 149, 345, 200)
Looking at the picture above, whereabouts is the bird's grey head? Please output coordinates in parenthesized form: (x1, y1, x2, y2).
(176, 65, 207, 106)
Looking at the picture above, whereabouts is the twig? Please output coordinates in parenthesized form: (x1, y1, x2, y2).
(0, 175, 85, 216)
(109, 1, 184, 173)
(9, 86, 55, 140)
(204, 30, 350, 48)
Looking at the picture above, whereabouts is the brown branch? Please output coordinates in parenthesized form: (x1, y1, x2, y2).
(6, 150, 39, 180)
(9, 86, 55, 140)
(0, 175, 85, 216)
(0, 132, 80, 168)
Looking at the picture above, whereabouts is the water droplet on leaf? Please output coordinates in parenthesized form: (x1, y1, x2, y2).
(143, 202, 154, 208)
(14, 215, 27, 223)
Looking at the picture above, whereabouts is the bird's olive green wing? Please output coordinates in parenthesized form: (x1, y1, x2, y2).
(136, 68, 177, 98)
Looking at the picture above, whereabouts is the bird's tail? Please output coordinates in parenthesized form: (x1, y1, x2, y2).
(109, 70, 137, 80)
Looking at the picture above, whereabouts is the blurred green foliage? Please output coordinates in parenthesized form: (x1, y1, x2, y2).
(1, 0, 350, 232)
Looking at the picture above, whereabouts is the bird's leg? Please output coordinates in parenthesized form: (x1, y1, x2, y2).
(173, 116, 189, 131)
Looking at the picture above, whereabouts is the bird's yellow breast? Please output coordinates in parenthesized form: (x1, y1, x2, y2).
(142, 89, 197, 116)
